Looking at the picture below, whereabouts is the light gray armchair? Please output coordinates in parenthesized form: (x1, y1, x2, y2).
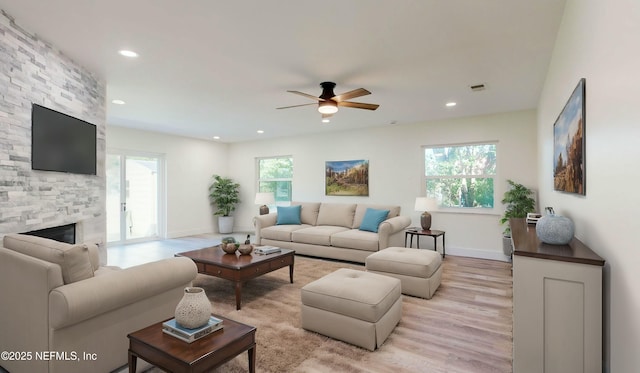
(0, 234, 197, 373)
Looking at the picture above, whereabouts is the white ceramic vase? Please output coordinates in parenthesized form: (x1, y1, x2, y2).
(174, 287, 211, 329)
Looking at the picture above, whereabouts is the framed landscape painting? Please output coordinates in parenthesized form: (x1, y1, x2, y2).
(325, 159, 369, 196)
(553, 78, 586, 195)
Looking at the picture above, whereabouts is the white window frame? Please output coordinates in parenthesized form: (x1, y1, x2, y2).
(256, 155, 293, 207)
(422, 141, 498, 214)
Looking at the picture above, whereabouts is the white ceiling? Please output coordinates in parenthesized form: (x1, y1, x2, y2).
(0, 0, 566, 143)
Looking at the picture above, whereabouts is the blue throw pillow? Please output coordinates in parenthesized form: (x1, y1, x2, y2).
(276, 205, 302, 225)
(359, 208, 390, 233)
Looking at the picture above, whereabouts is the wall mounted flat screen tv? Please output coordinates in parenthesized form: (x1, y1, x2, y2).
(31, 104, 97, 175)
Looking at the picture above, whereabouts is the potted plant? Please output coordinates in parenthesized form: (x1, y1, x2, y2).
(209, 175, 241, 234)
(500, 179, 536, 256)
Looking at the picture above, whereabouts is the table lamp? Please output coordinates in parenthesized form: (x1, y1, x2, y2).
(414, 197, 437, 230)
(254, 192, 275, 215)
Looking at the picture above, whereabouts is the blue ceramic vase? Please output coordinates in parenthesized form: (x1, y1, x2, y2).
(535, 213, 574, 245)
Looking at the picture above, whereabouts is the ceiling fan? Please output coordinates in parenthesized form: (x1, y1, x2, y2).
(277, 82, 379, 119)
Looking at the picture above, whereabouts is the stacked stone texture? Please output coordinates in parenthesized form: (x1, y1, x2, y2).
(0, 11, 106, 246)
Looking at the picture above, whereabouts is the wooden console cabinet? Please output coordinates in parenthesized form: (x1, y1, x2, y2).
(510, 218, 604, 373)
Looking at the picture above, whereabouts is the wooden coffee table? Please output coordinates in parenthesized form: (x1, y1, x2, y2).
(176, 246, 294, 310)
(127, 314, 256, 373)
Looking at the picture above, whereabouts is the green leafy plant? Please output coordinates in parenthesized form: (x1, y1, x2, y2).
(500, 179, 535, 236)
(208, 175, 240, 217)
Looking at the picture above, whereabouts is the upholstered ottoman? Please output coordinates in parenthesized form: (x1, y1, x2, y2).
(301, 268, 402, 351)
(365, 247, 442, 299)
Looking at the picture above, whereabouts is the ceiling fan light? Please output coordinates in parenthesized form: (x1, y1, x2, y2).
(318, 101, 338, 114)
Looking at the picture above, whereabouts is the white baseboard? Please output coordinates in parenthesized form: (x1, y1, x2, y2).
(446, 246, 511, 262)
(166, 228, 213, 239)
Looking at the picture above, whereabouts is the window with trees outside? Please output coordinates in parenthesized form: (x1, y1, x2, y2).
(424, 143, 496, 208)
(257, 156, 293, 206)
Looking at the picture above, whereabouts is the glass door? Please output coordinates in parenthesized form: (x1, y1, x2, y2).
(107, 151, 164, 244)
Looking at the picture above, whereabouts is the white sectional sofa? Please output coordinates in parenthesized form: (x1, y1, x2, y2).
(254, 202, 411, 263)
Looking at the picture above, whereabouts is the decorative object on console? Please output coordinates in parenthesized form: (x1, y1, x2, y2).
(526, 213, 542, 225)
(553, 78, 586, 195)
(255, 192, 275, 215)
(174, 287, 212, 329)
(414, 197, 437, 230)
(325, 159, 369, 196)
(535, 207, 575, 245)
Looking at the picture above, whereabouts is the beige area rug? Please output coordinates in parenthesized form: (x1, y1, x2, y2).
(148, 255, 513, 373)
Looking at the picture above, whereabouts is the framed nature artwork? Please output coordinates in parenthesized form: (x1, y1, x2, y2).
(553, 78, 586, 195)
(325, 159, 369, 196)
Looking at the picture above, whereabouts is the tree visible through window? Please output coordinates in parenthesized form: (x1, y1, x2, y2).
(257, 156, 293, 204)
(424, 143, 496, 208)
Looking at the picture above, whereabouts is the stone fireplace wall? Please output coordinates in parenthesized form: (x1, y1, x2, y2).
(0, 11, 106, 249)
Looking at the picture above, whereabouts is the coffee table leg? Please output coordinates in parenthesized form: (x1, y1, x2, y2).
(248, 344, 256, 373)
(235, 281, 243, 310)
(289, 263, 294, 283)
(128, 351, 137, 373)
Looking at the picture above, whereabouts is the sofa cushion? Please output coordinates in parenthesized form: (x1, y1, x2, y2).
(2, 234, 94, 284)
(353, 204, 401, 229)
(276, 205, 302, 225)
(330, 229, 380, 252)
(292, 226, 350, 246)
(291, 202, 321, 225)
(366, 247, 442, 278)
(261, 224, 309, 241)
(316, 203, 356, 228)
(86, 243, 100, 271)
(359, 208, 390, 233)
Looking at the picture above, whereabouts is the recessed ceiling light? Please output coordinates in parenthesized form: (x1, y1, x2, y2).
(118, 50, 138, 58)
(111, 99, 126, 105)
(213, 136, 220, 140)
(446, 102, 457, 107)
(257, 130, 264, 134)
(322, 118, 330, 123)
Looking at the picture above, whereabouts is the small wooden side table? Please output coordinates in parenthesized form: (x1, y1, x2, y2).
(405, 229, 446, 257)
(128, 314, 256, 373)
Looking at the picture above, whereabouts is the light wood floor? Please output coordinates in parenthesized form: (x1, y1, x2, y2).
(406, 255, 514, 372)
(108, 235, 514, 372)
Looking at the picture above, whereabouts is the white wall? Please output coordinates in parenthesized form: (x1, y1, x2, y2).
(228, 109, 538, 261)
(106, 126, 228, 238)
(537, 0, 640, 371)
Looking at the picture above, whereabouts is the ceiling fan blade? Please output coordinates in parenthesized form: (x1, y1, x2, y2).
(276, 103, 318, 110)
(287, 90, 324, 101)
(338, 101, 379, 110)
(332, 88, 371, 102)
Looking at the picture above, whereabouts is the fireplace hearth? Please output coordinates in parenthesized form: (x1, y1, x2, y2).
(24, 223, 76, 244)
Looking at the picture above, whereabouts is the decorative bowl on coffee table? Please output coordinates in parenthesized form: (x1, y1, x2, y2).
(238, 244, 253, 255)
(221, 243, 238, 254)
